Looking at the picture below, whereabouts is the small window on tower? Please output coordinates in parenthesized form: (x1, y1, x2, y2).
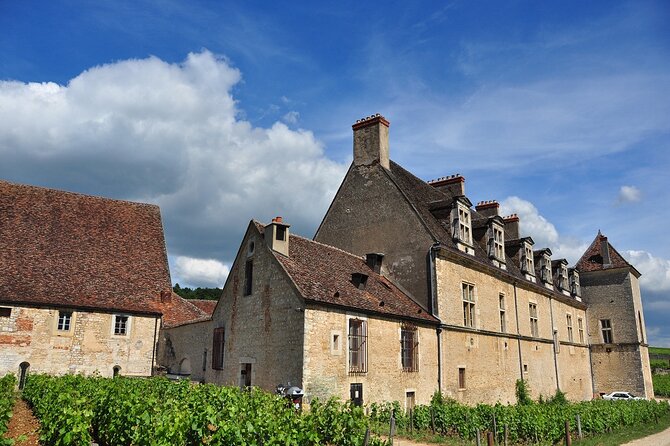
(276, 225, 286, 241)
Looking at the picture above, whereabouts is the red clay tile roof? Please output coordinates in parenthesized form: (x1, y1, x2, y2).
(161, 293, 211, 328)
(188, 299, 218, 316)
(575, 232, 640, 276)
(0, 180, 171, 315)
(254, 222, 438, 324)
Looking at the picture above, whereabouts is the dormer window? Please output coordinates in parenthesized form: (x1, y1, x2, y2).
(522, 243, 535, 275)
(541, 256, 552, 283)
(456, 205, 472, 244)
(489, 224, 504, 261)
(570, 270, 581, 297)
(559, 265, 569, 290)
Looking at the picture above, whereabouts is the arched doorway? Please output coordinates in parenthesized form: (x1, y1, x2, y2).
(113, 365, 121, 377)
(18, 362, 30, 390)
(179, 357, 192, 375)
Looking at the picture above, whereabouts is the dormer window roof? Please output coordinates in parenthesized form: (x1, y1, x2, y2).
(486, 216, 506, 268)
(520, 238, 535, 280)
(534, 249, 553, 288)
(552, 259, 570, 294)
(569, 268, 581, 298)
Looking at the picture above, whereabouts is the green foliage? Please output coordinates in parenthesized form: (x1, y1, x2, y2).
(0, 374, 17, 446)
(22, 374, 387, 446)
(651, 359, 670, 371)
(653, 373, 670, 397)
(369, 392, 670, 445)
(649, 346, 670, 356)
(172, 283, 222, 300)
(515, 379, 532, 406)
(546, 389, 568, 405)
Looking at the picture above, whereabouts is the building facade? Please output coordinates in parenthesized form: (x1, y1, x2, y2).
(0, 180, 208, 382)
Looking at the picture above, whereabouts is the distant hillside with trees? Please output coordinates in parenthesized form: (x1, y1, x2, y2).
(172, 284, 221, 301)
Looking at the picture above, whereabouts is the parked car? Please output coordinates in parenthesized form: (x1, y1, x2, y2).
(602, 391, 645, 401)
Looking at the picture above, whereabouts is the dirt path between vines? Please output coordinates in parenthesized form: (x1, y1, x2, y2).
(622, 425, 670, 446)
(4, 398, 40, 446)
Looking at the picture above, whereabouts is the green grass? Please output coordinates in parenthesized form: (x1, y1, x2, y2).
(650, 346, 670, 356)
(653, 373, 670, 397)
(574, 413, 670, 446)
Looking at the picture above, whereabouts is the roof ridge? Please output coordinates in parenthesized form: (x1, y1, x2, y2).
(0, 179, 160, 210)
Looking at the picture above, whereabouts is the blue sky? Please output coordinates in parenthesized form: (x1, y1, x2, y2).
(1, 1, 669, 344)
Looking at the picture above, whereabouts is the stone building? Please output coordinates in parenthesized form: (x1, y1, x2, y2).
(576, 232, 654, 398)
(160, 219, 440, 407)
(313, 114, 652, 402)
(0, 180, 208, 384)
(162, 114, 652, 405)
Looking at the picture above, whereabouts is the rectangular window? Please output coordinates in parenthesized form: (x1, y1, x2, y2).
(113, 315, 129, 336)
(458, 367, 466, 389)
(570, 272, 581, 296)
(57, 311, 72, 331)
(462, 283, 475, 328)
(578, 318, 584, 344)
(491, 226, 504, 260)
(458, 207, 472, 244)
(0, 307, 11, 317)
(529, 303, 539, 337)
(523, 244, 535, 274)
(499, 294, 506, 333)
(244, 260, 253, 296)
(348, 319, 368, 373)
(276, 225, 286, 241)
(212, 327, 225, 370)
(560, 266, 569, 290)
(401, 325, 418, 372)
(566, 314, 573, 343)
(541, 257, 552, 283)
(601, 319, 613, 344)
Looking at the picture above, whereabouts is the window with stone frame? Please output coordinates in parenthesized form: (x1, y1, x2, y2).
(601, 319, 613, 344)
(558, 265, 569, 290)
(113, 315, 129, 336)
(578, 317, 585, 343)
(348, 319, 368, 373)
(566, 314, 574, 342)
(453, 205, 472, 244)
(488, 223, 505, 261)
(244, 259, 253, 296)
(529, 303, 539, 337)
(499, 293, 506, 333)
(541, 256, 552, 283)
(458, 367, 466, 389)
(462, 283, 475, 328)
(57, 311, 72, 331)
(522, 243, 535, 275)
(212, 327, 225, 370)
(400, 325, 419, 372)
(570, 271, 581, 296)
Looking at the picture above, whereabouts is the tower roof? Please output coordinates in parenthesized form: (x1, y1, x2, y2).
(575, 231, 640, 277)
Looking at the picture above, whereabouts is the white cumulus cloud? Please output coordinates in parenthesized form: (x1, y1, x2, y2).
(618, 185, 641, 203)
(0, 50, 347, 284)
(172, 256, 230, 288)
(625, 250, 670, 292)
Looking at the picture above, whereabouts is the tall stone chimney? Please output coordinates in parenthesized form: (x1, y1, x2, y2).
(600, 234, 611, 266)
(503, 214, 520, 240)
(475, 201, 499, 218)
(352, 114, 390, 170)
(265, 216, 290, 256)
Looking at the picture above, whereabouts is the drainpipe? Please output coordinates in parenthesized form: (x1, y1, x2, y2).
(513, 282, 524, 380)
(549, 297, 560, 392)
(429, 243, 442, 394)
(585, 313, 596, 398)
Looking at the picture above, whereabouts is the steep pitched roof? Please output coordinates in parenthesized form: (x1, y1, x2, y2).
(382, 162, 583, 306)
(0, 180, 171, 315)
(161, 293, 212, 328)
(576, 232, 640, 277)
(254, 222, 438, 324)
(188, 299, 218, 316)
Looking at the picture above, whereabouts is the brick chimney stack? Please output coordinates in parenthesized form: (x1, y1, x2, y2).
(503, 214, 520, 240)
(475, 200, 500, 218)
(427, 174, 465, 197)
(352, 114, 390, 170)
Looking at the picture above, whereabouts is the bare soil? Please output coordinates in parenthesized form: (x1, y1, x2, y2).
(4, 398, 40, 446)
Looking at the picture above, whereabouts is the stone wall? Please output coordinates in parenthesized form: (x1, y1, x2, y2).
(0, 304, 158, 377)
(315, 164, 436, 310)
(203, 226, 305, 391)
(435, 255, 593, 403)
(581, 269, 654, 398)
(158, 319, 212, 382)
(303, 305, 439, 407)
